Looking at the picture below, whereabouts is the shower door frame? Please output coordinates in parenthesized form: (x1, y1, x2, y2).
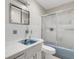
(41, 8, 74, 49)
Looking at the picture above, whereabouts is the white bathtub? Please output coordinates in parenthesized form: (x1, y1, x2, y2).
(44, 41, 74, 59)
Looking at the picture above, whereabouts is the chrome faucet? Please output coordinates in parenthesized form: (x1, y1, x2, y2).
(29, 30, 32, 39)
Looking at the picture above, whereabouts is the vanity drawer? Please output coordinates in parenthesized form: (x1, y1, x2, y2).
(13, 53, 24, 59)
(6, 50, 25, 59)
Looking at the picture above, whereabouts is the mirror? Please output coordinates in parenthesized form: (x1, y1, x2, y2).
(22, 10, 30, 25)
(10, 4, 21, 24)
(9, 3, 30, 25)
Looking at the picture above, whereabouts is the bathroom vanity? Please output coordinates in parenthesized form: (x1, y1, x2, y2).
(5, 38, 43, 59)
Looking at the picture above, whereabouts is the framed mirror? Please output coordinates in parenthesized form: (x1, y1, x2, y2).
(22, 10, 30, 25)
(9, 3, 30, 25)
(9, 4, 22, 24)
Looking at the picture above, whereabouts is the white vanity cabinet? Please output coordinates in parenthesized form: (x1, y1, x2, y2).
(6, 42, 42, 59)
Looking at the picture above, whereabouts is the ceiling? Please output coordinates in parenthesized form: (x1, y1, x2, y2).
(35, 0, 74, 10)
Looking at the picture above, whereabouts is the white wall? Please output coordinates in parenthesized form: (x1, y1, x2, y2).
(28, 0, 44, 38)
(5, 0, 44, 41)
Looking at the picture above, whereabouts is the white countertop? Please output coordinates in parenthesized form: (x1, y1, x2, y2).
(5, 38, 43, 58)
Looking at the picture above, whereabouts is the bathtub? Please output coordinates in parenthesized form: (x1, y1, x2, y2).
(44, 41, 74, 59)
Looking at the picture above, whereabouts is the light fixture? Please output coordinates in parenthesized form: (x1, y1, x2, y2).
(17, 0, 32, 6)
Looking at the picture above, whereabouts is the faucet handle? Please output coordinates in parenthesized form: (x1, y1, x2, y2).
(25, 30, 29, 34)
(31, 30, 32, 34)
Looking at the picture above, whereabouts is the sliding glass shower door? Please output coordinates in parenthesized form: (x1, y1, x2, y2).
(41, 9, 74, 49)
(56, 10, 74, 49)
(42, 14, 57, 45)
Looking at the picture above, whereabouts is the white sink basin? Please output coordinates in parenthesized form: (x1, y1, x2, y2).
(19, 39, 37, 45)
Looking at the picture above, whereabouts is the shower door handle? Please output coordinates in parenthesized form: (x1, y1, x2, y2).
(49, 28, 54, 31)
